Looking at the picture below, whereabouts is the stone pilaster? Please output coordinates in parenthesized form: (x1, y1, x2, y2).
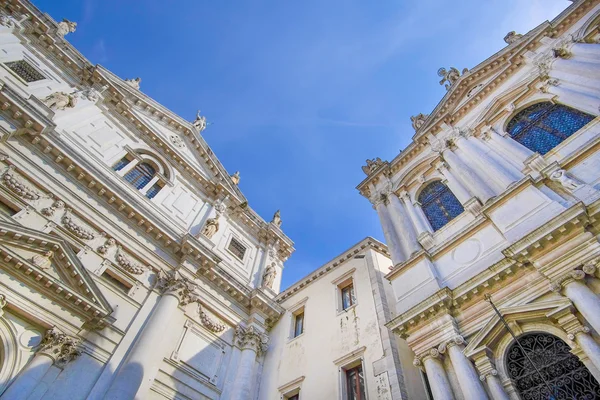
(105, 270, 200, 400)
(1, 327, 81, 400)
(230, 325, 269, 399)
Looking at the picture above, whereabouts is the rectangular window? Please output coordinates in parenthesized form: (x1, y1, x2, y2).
(341, 283, 355, 310)
(293, 312, 304, 338)
(287, 395, 299, 400)
(345, 365, 366, 400)
(228, 237, 246, 260)
(5, 60, 45, 82)
(101, 270, 131, 293)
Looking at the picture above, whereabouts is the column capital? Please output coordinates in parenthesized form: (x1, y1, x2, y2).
(438, 335, 466, 353)
(479, 369, 498, 382)
(37, 327, 81, 366)
(421, 347, 442, 361)
(549, 269, 586, 293)
(156, 269, 200, 306)
(234, 325, 269, 356)
(567, 326, 591, 341)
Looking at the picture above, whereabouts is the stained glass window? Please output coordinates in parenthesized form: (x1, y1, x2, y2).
(145, 183, 162, 199)
(418, 181, 464, 231)
(124, 162, 156, 190)
(507, 102, 594, 155)
(112, 157, 129, 172)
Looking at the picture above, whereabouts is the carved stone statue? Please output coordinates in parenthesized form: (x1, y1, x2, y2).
(271, 210, 282, 227)
(125, 77, 141, 90)
(438, 67, 468, 90)
(57, 19, 77, 38)
(192, 110, 207, 132)
(231, 171, 240, 185)
(504, 31, 523, 44)
(361, 157, 383, 175)
(43, 91, 77, 111)
(262, 263, 277, 289)
(410, 114, 428, 132)
(31, 250, 53, 270)
(549, 169, 582, 192)
(0, 13, 15, 28)
(201, 217, 219, 239)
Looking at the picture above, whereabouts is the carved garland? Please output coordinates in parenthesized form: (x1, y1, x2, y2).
(61, 209, 95, 240)
(115, 245, 146, 275)
(2, 166, 41, 200)
(198, 305, 226, 333)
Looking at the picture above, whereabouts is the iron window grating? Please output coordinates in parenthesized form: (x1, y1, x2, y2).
(228, 237, 247, 260)
(5, 60, 45, 82)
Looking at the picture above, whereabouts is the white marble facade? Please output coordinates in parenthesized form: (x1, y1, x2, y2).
(358, 1, 600, 399)
(0, 0, 600, 400)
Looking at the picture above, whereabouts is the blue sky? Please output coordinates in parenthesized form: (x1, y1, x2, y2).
(37, 0, 569, 288)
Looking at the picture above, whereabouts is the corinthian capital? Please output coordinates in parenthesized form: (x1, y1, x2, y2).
(156, 270, 200, 306)
(38, 327, 81, 366)
(234, 325, 269, 356)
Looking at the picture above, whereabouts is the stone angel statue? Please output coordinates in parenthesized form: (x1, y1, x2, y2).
(192, 110, 207, 132)
(438, 67, 468, 90)
(43, 91, 78, 111)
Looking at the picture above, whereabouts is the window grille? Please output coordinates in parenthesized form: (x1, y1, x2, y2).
(228, 237, 246, 260)
(506, 332, 600, 399)
(5, 60, 45, 82)
(418, 181, 464, 231)
(507, 102, 594, 155)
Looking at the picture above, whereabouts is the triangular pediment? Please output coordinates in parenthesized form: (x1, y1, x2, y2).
(464, 298, 572, 357)
(473, 77, 536, 126)
(0, 221, 113, 327)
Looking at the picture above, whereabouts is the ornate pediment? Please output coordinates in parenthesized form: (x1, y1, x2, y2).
(0, 220, 113, 327)
(463, 298, 572, 357)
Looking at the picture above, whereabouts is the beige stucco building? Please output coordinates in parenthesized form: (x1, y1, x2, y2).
(0, 0, 599, 399)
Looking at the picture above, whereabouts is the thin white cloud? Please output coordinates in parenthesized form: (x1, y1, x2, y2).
(91, 39, 108, 63)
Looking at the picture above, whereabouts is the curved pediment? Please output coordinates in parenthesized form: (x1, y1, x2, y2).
(0, 220, 113, 328)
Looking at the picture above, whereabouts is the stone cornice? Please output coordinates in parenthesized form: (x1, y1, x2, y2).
(277, 237, 390, 302)
(386, 200, 598, 337)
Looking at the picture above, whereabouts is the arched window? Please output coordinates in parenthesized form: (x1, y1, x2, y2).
(506, 332, 600, 399)
(112, 155, 165, 199)
(418, 181, 464, 231)
(507, 102, 594, 155)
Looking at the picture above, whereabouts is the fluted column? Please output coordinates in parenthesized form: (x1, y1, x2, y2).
(481, 127, 532, 169)
(415, 349, 453, 400)
(541, 80, 600, 116)
(371, 193, 405, 264)
(480, 371, 509, 400)
(451, 131, 517, 192)
(551, 270, 600, 335)
(1, 328, 81, 400)
(229, 325, 268, 400)
(569, 43, 600, 62)
(435, 162, 471, 204)
(105, 270, 200, 400)
(441, 336, 489, 399)
(399, 191, 432, 235)
(553, 57, 600, 80)
(568, 326, 600, 374)
(388, 193, 421, 257)
(442, 148, 496, 203)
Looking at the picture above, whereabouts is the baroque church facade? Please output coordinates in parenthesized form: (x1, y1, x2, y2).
(0, 0, 598, 399)
(357, 0, 600, 399)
